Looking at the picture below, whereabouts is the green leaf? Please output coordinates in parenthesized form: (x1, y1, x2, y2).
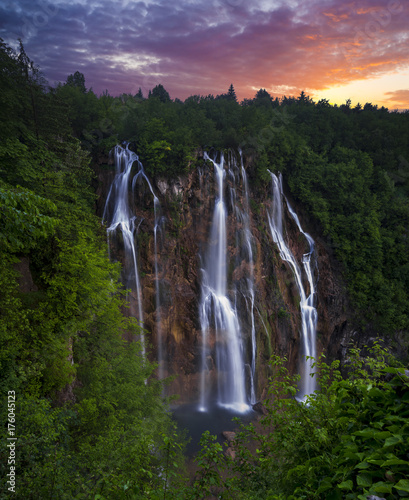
(338, 480, 353, 491)
(394, 480, 409, 493)
(355, 461, 371, 469)
(317, 477, 334, 493)
(354, 429, 375, 438)
(367, 459, 384, 466)
(384, 435, 403, 447)
(368, 387, 384, 398)
(371, 481, 393, 493)
(383, 367, 405, 374)
(357, 474, 372, 487)
(381, 458, 409, 467)
(373, 431, 392, 441)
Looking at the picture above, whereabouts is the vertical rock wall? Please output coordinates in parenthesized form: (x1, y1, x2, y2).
(94, 150, 356, 405)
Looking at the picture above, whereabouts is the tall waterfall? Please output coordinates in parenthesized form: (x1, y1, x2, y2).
(102, 144, 161, 358)
(101, 145, 317, 408)
(153, 197, 165, 379)
(229, 151, 257, 404)
(267, 172, 317, 399)
(199, 152, 249, 413)
(240, 153, 257, 404)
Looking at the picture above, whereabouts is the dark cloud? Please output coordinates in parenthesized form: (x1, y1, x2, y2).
(0, 0, 408, 103)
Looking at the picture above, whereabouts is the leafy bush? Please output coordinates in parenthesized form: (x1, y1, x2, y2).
(190, 344, 409, 499)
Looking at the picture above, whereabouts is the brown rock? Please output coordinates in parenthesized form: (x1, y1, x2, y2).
(252, 402, 268, 415)
(222, 431, 236, 443)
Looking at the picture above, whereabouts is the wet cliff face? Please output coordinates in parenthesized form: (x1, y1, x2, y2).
(94, 150, 356, 405)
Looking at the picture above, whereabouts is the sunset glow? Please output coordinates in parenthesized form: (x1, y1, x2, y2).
(1, 0, 408, 108)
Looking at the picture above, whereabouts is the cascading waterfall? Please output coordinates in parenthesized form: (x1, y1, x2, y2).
(229, 151, 257, 404)
(102, 145, 317, 409)
(267, 172, 317, 399)
(102, 144, 161, 359)
(153, 197, 165, 379)
(240, 154, 257, 404)
(199, 152, 249, 413)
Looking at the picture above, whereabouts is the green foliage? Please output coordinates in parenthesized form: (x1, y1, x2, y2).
(192, 345, 409, 499)
(55, 78, 102, 138)
(66, 71, 87, 93)
(0, 254, 30, 395)
(0, 40, 188, 499)
(0, 183, 58, 252)
(150, 83, 171, 103)
(191, 431, 229, 498)
(285, 142, 409, 331)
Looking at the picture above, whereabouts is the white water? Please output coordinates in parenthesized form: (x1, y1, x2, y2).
(199, 152, 249, 413)
(267, 172, 317, 399)
(103, 144, 161, 359)
(240, 154, 257, 404)
(153, 197, 165, 379)
(233, 151, 257, 404)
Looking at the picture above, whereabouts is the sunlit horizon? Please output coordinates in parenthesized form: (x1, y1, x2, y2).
(1, 0, 408, 110)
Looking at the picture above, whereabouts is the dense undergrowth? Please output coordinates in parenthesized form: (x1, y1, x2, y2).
(190, 344, 409, 499)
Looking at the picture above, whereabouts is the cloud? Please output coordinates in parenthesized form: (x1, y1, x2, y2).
(0, 0, 408, 102)
(383, 89, 409, 109)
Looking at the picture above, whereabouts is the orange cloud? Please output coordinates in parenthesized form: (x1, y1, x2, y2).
(356, 7, 379, 15)
(1, 0, 408, 105)
(382, 89, 409, 109)
(322, 12, 349, 22)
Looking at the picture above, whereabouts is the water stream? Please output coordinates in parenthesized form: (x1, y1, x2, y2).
(199, 152, 249, 413)
(267, 172, 317, 399)
(102, 144, 161, 359)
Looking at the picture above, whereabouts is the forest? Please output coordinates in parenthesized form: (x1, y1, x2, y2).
(1, 39, 409, 499)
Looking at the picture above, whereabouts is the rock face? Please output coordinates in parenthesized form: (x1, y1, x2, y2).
(94, 149, 357, 406)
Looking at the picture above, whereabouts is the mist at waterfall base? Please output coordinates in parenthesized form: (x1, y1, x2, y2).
(102, 144, 318, 448)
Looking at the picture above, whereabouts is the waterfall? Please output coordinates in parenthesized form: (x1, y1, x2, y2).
(102, 144, 161, 359)
(267, 172, 317, 399)
(153, 197, 165, 379)
(199, 152, 249, 413)
(229, 151, 257, 404)
(102, 145, 317, 407)
(240, 154, 257, 404)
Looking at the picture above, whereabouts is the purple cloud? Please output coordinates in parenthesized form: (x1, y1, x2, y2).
(0, 0, 407, 105)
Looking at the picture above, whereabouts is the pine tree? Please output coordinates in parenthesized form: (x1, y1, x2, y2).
(227, 83, 237, 102)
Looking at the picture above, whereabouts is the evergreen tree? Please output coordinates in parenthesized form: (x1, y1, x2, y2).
(227, 83, 237, 102)
(135, 86, 144, 100)
(150, 83, 171, 103)
(255, 88, 271, 100)
(65, 70, 87, 93)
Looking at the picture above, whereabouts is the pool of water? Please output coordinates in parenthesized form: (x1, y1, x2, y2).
(172, 401, 256, 456)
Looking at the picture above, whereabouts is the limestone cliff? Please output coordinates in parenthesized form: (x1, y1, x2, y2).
(94, 149, 357, 405)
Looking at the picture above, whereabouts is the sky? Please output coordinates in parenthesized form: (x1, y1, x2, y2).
(1, 0, 408, 109)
